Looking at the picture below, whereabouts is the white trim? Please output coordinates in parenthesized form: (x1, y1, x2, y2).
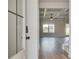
(22, 0, 26, 49)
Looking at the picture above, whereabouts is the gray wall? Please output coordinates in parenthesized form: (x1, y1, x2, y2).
(40, 18, 67, 37)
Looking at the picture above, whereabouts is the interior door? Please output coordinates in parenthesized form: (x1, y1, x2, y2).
(8, 0, 16, 13)
(8, 0, 25, 58)
(8, 12, 16, 58)
(17, 16, 23, 52)
(17, 0, 24, 52)
(8, 0, 16, 58)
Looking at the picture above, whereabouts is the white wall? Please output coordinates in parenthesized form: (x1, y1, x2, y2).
(40, 2, 69, 8)
(25, 0, 39, 59)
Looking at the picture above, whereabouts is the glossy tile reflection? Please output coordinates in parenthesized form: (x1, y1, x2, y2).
(39, 37, 69, 59)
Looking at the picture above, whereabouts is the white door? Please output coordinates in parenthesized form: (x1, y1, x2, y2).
(8, 0, 16, 13)
(17, 16, 23, 52)
(25, 0, 39, 59)
(17, 0, 25, 52)
(8, 0, 26, 58)
(8, 12, 16, 57)
(8, 0, 16, 57)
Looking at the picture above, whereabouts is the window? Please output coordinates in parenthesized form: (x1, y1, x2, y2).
(66, 24, 69, 35)
(43, 24, 55, 33)
(43, 24, 48, 33)
(49, 24, 55, 33)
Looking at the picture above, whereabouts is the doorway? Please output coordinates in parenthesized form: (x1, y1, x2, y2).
(39, 0, 70, 59)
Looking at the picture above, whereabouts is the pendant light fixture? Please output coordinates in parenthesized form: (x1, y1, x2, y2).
(50, 14, 54, 20)
(50, 16, 53, 20)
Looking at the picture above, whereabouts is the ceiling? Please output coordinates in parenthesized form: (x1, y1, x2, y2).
(40, 8, 69, 23)
(40, 8, 69, 19)
(40, 0, 69, 2)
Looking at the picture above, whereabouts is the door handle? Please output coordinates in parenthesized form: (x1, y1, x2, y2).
(26, 26, 30, 39)
(26, 26, 28, 33)
(26, 36, 30, 39)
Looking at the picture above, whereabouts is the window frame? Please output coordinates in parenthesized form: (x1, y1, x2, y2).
(43, 24, 55, 33)
(65, 24, 70, 35)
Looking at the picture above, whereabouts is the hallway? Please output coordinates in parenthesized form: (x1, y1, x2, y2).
(39, 37, 69, 59)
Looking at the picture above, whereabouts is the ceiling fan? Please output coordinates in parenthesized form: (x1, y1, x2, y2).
(49, 14, 54, 20)
(43, 8, 69, 20)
